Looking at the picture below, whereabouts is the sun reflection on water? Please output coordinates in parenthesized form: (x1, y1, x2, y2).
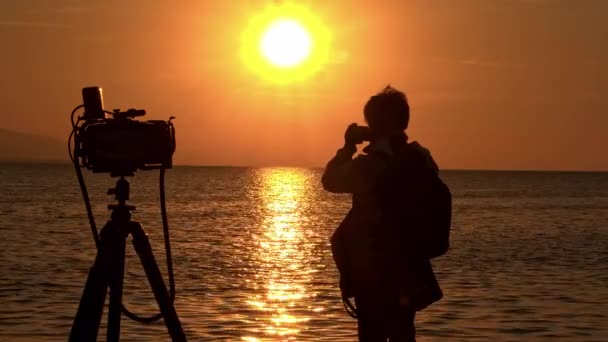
(245, 168, 315, 338)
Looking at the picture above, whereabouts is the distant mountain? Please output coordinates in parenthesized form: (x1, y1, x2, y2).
(0, 128, 67, 162)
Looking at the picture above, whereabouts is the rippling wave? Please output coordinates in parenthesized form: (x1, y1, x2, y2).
(0, 164, 607, 341)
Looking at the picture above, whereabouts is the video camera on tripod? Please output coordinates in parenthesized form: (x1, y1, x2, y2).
(73, 86, 175, 176)
(68, 87, 187, 341)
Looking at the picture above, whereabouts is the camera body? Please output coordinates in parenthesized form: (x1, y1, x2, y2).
(76, 87, 175, 175)
(351, 125, 371, 142)
(79, 118, 174, 174)
(346, 124, 371, 145)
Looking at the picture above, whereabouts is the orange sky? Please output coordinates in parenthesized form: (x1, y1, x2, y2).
(1, 0, 606, 170)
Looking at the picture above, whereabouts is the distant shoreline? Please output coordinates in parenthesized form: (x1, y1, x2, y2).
(0, 160, 606, 173)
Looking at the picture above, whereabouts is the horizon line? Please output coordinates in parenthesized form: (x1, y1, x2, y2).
(0, 159, 607, 173)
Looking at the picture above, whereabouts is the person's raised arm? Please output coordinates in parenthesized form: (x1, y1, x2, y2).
(321, 123, 370, 193)
(321, 143, 357, 193)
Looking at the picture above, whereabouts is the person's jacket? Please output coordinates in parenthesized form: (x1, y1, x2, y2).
(322, 133, 443, 311)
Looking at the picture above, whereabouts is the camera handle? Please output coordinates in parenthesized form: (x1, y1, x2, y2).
(69, 177, 186, 342)
(109, 108, 146, 120)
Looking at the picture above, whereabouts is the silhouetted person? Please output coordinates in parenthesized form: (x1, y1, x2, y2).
(322, 86, 445, 341)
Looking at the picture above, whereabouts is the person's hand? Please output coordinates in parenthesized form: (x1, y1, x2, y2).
(344, 123, 364, 147)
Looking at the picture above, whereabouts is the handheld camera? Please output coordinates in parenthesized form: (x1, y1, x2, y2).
(351, 125, 371, 142)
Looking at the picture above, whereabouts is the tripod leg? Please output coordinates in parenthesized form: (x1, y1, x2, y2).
(106, 221, 128, 342)
(69, 224, 113, 342)
(129, 221, 187, 342)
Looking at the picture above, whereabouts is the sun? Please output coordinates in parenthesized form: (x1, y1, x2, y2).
(241, 3, 331, 84)
(260, 19, 311, 68)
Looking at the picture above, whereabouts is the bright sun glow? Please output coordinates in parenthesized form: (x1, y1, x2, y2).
(241, 3, 331, 84)
(260, 19, 311, 68)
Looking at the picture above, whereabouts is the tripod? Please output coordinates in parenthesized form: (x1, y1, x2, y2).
(69, 177, 186, 341)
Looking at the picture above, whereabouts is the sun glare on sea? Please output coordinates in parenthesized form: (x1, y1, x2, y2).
(241, 3, 330, 84)
(242, 168, 316, 338)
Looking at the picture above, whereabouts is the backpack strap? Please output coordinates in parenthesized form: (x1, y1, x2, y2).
(342, 297, 358, 319)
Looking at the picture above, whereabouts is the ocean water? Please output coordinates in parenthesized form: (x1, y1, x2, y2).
(0, 164, 607, 341)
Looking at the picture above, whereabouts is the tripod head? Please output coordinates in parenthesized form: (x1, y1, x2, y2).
(108, 177, 136, 220)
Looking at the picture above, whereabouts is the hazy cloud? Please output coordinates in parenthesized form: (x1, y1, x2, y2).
(458, 59, 505, 68)
(0, 20, 72, 29)
(517, 0, 550, 4)
(52, 6, 92, 14)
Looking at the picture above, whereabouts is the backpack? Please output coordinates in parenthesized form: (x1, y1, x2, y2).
(414, 174, 452, 259)
(377, 148, 452, 260)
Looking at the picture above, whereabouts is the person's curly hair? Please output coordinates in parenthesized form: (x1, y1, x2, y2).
(364, 85, 410, 131)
